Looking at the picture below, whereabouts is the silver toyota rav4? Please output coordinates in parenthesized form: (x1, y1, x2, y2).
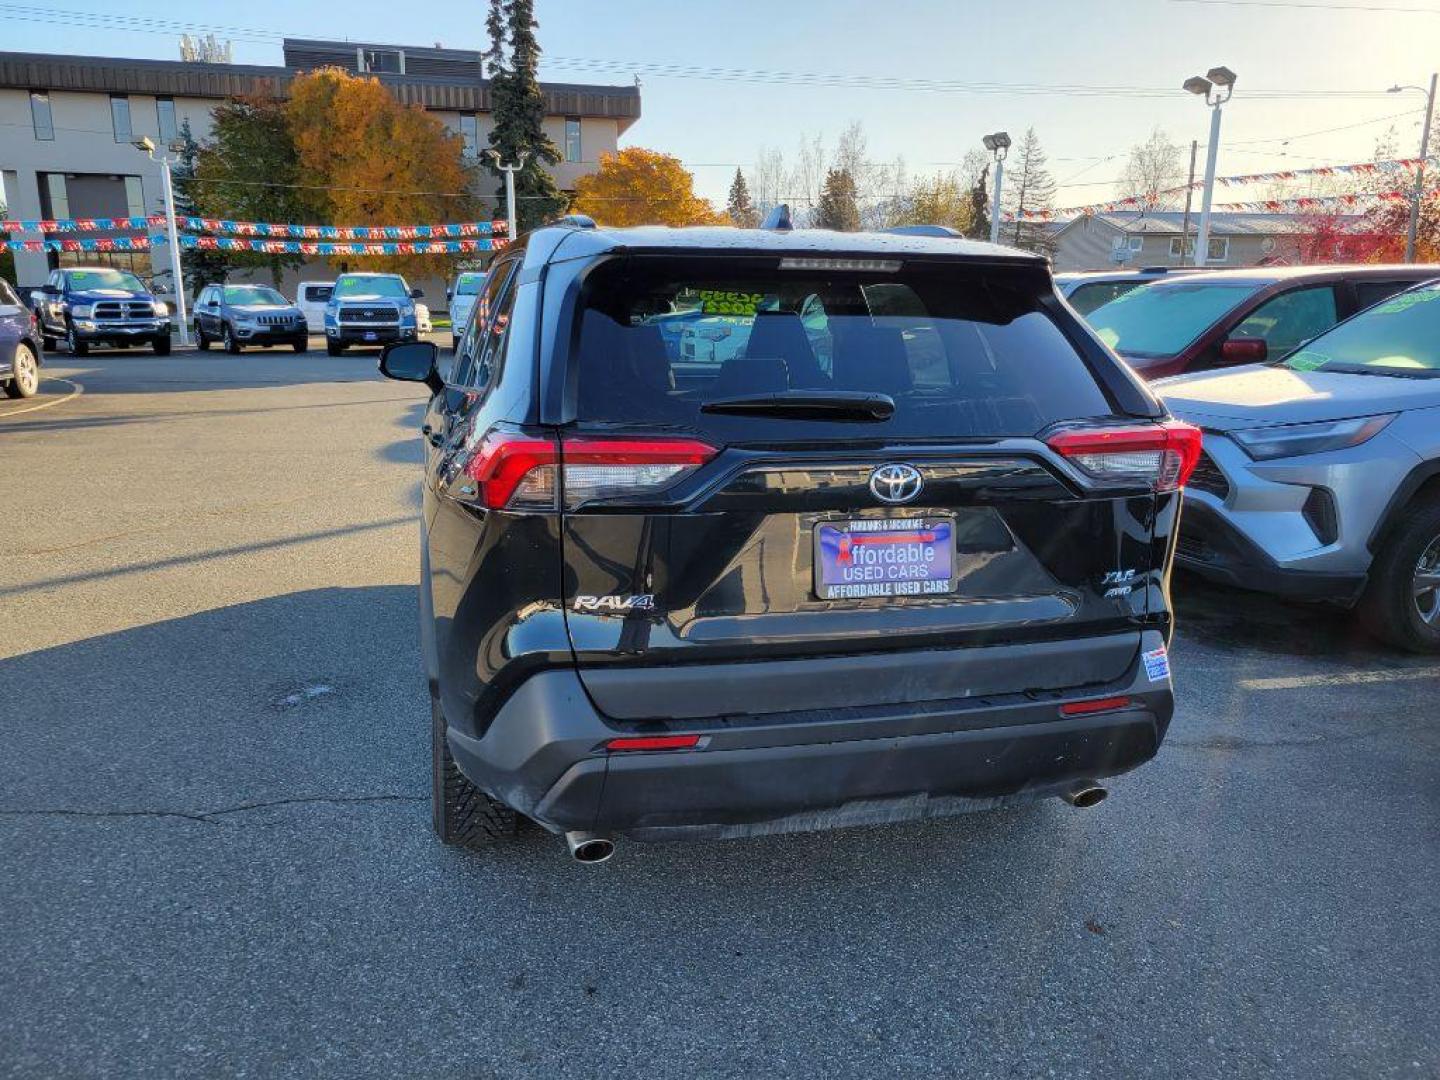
(1158, 280, 1440, 652)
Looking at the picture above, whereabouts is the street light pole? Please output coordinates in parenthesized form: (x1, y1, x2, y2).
(485, 150, 532, 243)
(982, 132, 1011, 245)
(1390, 73, 1436, 263)
(1184, 66, 1236, 269)
(136, 137, 188, 347)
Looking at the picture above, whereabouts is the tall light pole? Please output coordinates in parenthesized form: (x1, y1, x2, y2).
(1183, 66, 1236, 268)
(485, 149, 531, 243)
(134, 136, 188, 347)
(1388, 74, 1436, 263)
(982, 131, 1011, 245)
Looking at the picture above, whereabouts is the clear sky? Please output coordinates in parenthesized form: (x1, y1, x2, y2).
(4, 0, 1437, 208)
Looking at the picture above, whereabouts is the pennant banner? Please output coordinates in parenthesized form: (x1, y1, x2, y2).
(3, 235, 154, 252)
(1, 217, 508, 238)
(1005, 189, 1418, 223)
(179, 235, 507, 255)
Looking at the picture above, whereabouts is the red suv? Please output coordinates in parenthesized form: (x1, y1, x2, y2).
(1084, 265, 1440, 378)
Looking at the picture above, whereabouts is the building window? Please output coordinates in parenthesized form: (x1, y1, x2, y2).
(1127, 234, 1143, 252)
(460, 113, 479, 159)
(564, 117, 581, 163)
(1169, 236, 1229, 262)
(359, 48, 403, 74)
(124, 176, 146, 218)
(110, 95, 132, 143)
(30, 91, 53, 140)
(40, 173, 70, 220)
(156, 97, 177, 145)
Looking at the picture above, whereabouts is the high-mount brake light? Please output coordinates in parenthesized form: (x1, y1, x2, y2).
(778, 257, 902, 273)
(1046, 420, 1202, 493)
(462, 433, 718, 511)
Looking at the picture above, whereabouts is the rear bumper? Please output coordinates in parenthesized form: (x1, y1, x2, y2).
(447, 630, 1174, 841)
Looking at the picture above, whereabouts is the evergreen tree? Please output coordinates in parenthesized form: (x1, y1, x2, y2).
(726, 168, 758, 227)
(486, 0, 568, 233)
(1005, 128, 1057, 256)
(171, 118, 230, 297)
(814, 167, 860, 231)
(969, 162, 990, 240)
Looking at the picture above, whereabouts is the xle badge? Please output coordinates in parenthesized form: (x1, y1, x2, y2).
(572, 595, 656, 613)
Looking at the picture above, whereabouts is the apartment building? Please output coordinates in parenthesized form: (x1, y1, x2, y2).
(0, 40, 641, 290)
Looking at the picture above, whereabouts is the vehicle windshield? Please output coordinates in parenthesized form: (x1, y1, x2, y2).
(224, 286, 288, 307)
(66, 269, 145, 293)
(574, 257, 1117, 440)
(1283, 284, 1440, 378)
(1087, 281, 1261, 358)
(454, 274, 486, 295)
(334, 275, 408, 299)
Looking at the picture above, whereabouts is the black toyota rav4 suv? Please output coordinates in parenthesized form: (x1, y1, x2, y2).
(379, 217, 1197, 862)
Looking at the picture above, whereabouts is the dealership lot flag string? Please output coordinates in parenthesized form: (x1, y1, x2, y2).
(0, 217, 508, 238)
(3, 235, 507, 253)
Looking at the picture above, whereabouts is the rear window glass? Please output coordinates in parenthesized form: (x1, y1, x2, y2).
(574, 258, 1116, 438)
(454, 274, 486, 295)
(302, 284, 333, 302)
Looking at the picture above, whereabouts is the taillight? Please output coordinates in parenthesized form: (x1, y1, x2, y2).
(1059, 696, 1132, 717)
(1046, 420, 1202, 493)
(605, 734, 702, 752)
(462, 432, 717, 511)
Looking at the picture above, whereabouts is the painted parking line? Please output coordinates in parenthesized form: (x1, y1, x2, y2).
(0, 377, 84, 419)
(1240, 666, 1440, 691)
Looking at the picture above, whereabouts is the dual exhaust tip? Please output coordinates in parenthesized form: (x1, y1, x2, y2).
(564, 783, 1106, 862)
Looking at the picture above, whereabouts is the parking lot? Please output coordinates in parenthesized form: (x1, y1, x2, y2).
(1, 346, 1437, 1079)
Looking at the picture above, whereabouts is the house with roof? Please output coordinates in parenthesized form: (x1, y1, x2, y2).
(1045, 210, 1371, 272)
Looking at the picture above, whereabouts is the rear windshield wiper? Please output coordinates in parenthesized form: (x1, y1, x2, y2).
(700, 390, 896, 421)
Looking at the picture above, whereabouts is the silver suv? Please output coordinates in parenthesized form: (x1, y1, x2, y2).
(1158, 280, 1440, 652)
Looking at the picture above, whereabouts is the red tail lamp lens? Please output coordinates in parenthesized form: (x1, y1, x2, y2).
(1059, 696, 1133, 717)
(605, 735, 702, 752)
(1047, 421, 1203, 492)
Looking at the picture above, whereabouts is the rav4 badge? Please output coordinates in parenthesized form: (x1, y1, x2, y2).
(572, 594, 656, 613)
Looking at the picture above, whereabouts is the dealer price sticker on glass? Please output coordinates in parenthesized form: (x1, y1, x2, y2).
(814, 517, 957, 600)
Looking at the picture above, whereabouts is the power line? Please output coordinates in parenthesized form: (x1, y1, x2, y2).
(1171, 0, 1440, 12)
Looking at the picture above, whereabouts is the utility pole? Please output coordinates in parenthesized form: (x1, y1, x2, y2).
(1391, 73, 1437, 263)
(135, 137, 188, 347)
(1184, 66, 1237, 268)
(1180, 140, 1199, 266)
(485, 150, 531, 243)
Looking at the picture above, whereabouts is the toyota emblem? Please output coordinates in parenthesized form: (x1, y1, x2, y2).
(869, 463, 924, 505)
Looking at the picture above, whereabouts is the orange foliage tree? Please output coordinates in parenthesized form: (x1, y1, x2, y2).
(286, 68, 478, 275)
(570, 148, 724, 227)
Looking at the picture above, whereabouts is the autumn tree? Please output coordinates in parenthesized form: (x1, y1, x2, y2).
(193, 92, 318, 283)
(571, 148, 722, 227)
(726, 168, 758, 227)
(1005, 127, 1057, 255)
(285, 67, 475, 276)
(814, 168, 861, 231)
(1118, 128, 1184, 209)
(485, 0, 567, 231)
(888, 171, 974, 234)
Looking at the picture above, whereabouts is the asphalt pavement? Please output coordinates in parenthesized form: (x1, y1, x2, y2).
(1, 344, 1436, 1079)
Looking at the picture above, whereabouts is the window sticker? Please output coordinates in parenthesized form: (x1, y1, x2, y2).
(1286, 350, 1328, 372)
(697, 289, 763, 316)
(1373, 289, 1440, 316)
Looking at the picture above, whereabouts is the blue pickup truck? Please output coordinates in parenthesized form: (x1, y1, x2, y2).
(34, 266, 172, 356)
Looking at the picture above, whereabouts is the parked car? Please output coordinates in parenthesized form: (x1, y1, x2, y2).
(34, 266, 171, 356)
(445, 271, 487, 351)
(1085, 265, 1440, 379)
(0, 278, 44, 399)
(296, 281, 334, 333)
(1160, 279, 1440, 652)
(376, 217, 1196, 862)
(193, 284, 308, 353)
(323, 272, 421, 355)
(1055, 267, 1201, 316)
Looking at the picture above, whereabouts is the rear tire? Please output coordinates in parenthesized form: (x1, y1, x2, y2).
(326, 341, 344, 357)
(431, 698, 517, 848)
(3, 343, 39, 398)
(1359, 495, 1440, 653)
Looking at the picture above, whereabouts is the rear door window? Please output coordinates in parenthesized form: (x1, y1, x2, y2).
(303, 285, 333, 303)
(1231, 285, 1339, 358)
(573, 257, 1117, 440)
(1354, 279, 1417, 311)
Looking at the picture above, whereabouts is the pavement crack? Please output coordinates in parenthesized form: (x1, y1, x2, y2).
(0, 793, 426, 826)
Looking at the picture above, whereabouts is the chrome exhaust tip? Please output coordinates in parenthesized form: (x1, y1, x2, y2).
(1059, 781, 1108, 809)
(565, 831, 616, 864)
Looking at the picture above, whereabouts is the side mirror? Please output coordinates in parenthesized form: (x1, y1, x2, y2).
(409, 287, 424, 300)
(445, 290, 452, 302)
(1220, 337, 1268, 364)
(379, 340, 443, 393)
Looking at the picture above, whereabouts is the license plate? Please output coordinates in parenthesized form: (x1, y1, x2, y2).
(363, 331, 378, 341)
(814, 517, 957, 599)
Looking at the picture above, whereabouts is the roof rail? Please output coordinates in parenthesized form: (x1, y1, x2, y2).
(760, 204, 793, 231)
(884, 224, 964, 239)
(556, 214, 597, 229)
